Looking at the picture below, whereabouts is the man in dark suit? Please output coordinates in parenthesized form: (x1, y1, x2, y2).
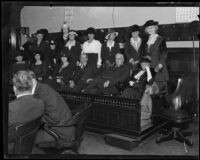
(68, 53, 99, 93)
(27, 70, 75, 143)
(8, 71, 44, 153)
(85, 53, 130, 95)
(9, 71, 44, 126)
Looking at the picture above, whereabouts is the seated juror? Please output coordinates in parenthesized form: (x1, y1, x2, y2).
(84, 53, 130, 95)
(11, 51, 29, 76)
(121, 56, 157, 99)
(27, 70, 75, 144)
(47, 53, 74, 91)
(68, 53, 99, 93)
(8, 71, 44, 153)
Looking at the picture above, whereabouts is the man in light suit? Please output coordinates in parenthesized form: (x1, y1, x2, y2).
(27, 70, 75, 144)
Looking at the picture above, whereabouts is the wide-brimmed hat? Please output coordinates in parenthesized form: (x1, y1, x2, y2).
(86, 27, 96, 35)
(129, 25, 140, 33)
(139, 56, 151, 63)
(67, 30, 78, 37)
(105, 29, 118, 39)
(32, 50, 43, 57)
(60, 53, 68, 58)
(143, 20, 159, 28)
(35, 29, 48, 35)
(14, 51, 24, 58)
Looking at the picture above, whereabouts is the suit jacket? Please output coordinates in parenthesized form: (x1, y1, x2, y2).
(8, 95, 44, 153)
(53, 63, 74, 84)
(96, 64, 130, 87)
(144, 35, 169, 81)
(71, 63, 98, 84)
(62, 41, 82, 67)
(101, 42, 120, 66)
(9, 95, 44, 127)
(124, 39, 145, 62)
(33, 82, 74, 141)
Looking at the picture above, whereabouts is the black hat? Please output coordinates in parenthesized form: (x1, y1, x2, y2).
(105, 29, 118, 39)
(86, 27, 96, 34)
(143, 20, 159, 28)
(140, 56, 151, 63)
(60, 53, 68, 58)
(130, 25, 140, 33)
(35, 29, 48, 35)
(33, 50, 43, 56)
(14, 51, 24, 58)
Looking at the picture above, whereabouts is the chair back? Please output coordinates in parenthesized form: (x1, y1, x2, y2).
(63, 102, 93, 142)
(8, 116, 42, 154)
(165, 75, 198, 117)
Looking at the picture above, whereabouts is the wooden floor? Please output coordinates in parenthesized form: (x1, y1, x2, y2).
(79, 118, 199, 156)
(31, 117, 198, 158)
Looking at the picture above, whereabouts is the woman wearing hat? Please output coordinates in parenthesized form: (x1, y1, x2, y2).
(11, 51, 29, 75)
(125, 25, 145, 70)
(62, 30, 82, 69)
(121, 56, 157, 99)
(82, 27, 102, 69)
(30, 29, 51, 68)
(143, 20, 169, 93)
(47, 53, 74, 91)
(30, 51, 47, 82)
(101, 29, 120, 68)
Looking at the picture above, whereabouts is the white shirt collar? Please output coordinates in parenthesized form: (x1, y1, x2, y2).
(107, 40, 115, 48)
(32, 81, 37, 95)
(130, 37, 141, 44)
(17, 92, 33, 98)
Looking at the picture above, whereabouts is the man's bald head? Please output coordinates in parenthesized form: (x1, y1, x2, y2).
(115, 53, 124, 67)
(80, 53, 88, 64)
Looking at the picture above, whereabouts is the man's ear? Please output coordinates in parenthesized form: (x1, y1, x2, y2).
(13, 86, 17, 96)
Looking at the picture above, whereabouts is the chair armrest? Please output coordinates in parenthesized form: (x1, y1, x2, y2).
(48, 124, 76, 128)
(43, 124, 60, 141)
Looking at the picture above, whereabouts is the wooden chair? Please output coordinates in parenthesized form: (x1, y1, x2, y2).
(8, 116, 42, 154)
(37, 102, 93, 154)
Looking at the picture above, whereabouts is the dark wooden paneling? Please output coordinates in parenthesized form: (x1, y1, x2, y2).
(59, 92, 164, 138)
